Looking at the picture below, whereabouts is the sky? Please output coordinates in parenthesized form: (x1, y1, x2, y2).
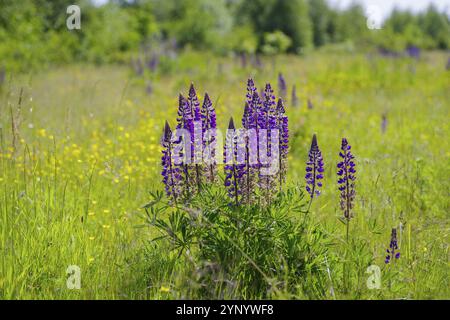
(92, 0, 450, 18)
(327, 0, 450, 18)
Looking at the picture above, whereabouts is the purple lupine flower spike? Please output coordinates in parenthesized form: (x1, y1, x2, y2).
(307, 98, 313, 110)
(291, 85, 298, 107)
(246, 78, 257, 105)
(161, 121, 181, 204)
(224, 117, 240, 205)
(240, 102, 256, 205)
(175, 94, 194, 198)
(306, 134, 324, 202)
(188, 83, 201, 120)
(277, 98, 289, 190)
(259, 83, 277, 204)
(278, 73, 287, 101)
(201, 93, 217, 183)
(187, 83, 202, 192)
(240, 79, 260, 205)
(385, 228, 400, 264)
(337, 138, 356, 220)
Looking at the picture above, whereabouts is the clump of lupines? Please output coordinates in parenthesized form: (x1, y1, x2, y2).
(385, 228, 400, 264)
(162, 84, 218, 201)
(161, 79, 290, 206)
(337, 138, 356, 221)
(278, 73, 287, 101)
(305, 134, 324, 199)
(161, 121, 182, 204)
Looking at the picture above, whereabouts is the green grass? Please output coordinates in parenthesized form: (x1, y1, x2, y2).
(0, 50, 449, 299)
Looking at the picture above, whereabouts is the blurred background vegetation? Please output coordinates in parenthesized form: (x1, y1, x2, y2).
(0, 0, 449, 72)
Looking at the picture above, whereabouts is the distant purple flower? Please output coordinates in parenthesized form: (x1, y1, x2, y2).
(405, 46, 420, 59)
(385, 228, 400, 264)
(161, 121, 182, 203)
(337, 138, 356, 220)
(446, 57, 450, 71)
(291, 85, 298, 107)
(240, 53, 247, 68)
(201, 93, 217, 183)
(133, 57, 144, 76)
(306, 134, 324, 199)
(254, 55, 263, 69)
(147, 54, 159, 72)
(278, 73, 287, 100)
(146, 81, 153, 95)
(381, 113, 387, 133)
(307, 98, 313, 110)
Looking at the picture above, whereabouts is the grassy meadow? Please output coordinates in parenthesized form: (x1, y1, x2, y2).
(0, 50, 449, 299)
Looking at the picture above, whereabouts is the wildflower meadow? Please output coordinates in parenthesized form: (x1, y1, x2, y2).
(0, 1, 449, 302)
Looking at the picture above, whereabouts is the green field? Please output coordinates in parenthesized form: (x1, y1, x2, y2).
(0, 50, 449, 299)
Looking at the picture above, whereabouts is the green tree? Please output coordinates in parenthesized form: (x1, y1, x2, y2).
(268, 0, 312, 52)
(308, 0, 330, 47)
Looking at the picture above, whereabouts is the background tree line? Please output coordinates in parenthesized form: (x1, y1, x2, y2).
(1, 0, 449, 71)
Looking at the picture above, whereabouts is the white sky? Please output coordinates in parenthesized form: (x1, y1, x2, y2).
(328, 0, 450, 18)
(92, 0, 450, 18)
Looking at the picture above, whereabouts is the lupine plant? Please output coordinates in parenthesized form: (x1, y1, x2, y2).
(337, 138, 356, 241)
(305, 134, 324, 208)
(385, 228, 400, 264)
(154, 78, 420, 299)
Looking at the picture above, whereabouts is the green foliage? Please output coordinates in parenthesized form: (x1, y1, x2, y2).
(0, 0, 449, 72)
(143, 187, 330, 299)
(224, 25, 259, 54)
(268, 0, 313, 52)
(309, 0, 331, 47)
(261, 31, 292, 55)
